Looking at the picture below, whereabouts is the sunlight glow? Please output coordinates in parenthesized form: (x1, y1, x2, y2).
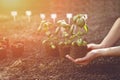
(1, 0, 21, 8)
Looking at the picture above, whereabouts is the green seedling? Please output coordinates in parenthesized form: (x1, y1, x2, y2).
(37, 20, 47, 32)
(83, 24, 88, 32)
(50, 42, 56, 49)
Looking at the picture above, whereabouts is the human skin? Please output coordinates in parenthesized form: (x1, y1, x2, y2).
(66, 18, 120, 65)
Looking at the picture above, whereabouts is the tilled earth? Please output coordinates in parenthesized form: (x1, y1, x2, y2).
(0, 0, 120, 80)
(0, 17, 120, 80)
(0, 55, 120, 80)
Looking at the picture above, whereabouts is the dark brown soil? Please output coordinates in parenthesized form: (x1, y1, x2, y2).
(70, 45, 88, 59)
(0, 48, 7, 59)
(58, 44, 70, 58)
(0, 0, 120, 80)
(42, 42, 59, 57)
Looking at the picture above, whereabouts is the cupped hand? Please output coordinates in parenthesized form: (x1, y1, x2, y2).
(87, 43, 103, 50)
(66, 49, 102, 65)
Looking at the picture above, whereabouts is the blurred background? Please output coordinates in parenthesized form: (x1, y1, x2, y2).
(0, 0, 120, 43)
(0, 0, 120, 25)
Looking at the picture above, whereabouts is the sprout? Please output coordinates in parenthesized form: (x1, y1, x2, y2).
(73, 14, 83, 23)
(71, 41, 76, 46)
(76, 39, 83, 46)
(82, 41, 87, 46)
(76, 18, 85, 28)
(57, 20, 65, 26)
(40, 14, 89, 56)
(50, 42, 56, 49)
(55, 27, 60, 34)
(45, 31, 51, 37)
(70, 35, 76, 39)
(42, 21, 52, 31)
(37, 20, 47, 32)
(63, 32, 69, 37)
(42, 40, 48, 44)
(58, 41, 64, 45)
(51, 44, 56, 49)
(73, 14, 88, 28)
(57, 20, 71, 29)
(83, 24, 88, 32)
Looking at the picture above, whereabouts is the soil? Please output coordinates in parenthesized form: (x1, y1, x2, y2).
(0, 0, 120, 80)
(0, 18, 120, 80)
(58, 44, 70, 58)
(42, 42, 59, 57)
(11, 42, 24, 58)
(70, 45, 88, 59)
(0, 48, 7, 59)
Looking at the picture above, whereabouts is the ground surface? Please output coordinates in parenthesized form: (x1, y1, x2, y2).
(0, 0, 120, 80)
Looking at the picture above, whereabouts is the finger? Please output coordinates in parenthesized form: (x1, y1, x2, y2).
(65, 55, 76, 62)
(87, 43, 95, 50)
(75, 60, 90, 66)
(74, 56, 89, 64)
(66, 55, 89, 66)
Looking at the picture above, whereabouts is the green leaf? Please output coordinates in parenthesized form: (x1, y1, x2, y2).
(83, 24, 88, 32)
(73, 14, 85, 24)
(73, 15, 78, 23)
(58, 41, 63, 45)
(82, 41, 87, 46)
(37, 20, 46, 32)
(42, 40, 47, 44)
(76, 39, 83, 46)
(55, 27, 60, 34)
(76, 18, 85, 28)
(51, 45, 56, 49)
(50, 42, 56, 49)
(64, 32, 69, 37)
(45, 31, 51, 37)
(71, 41, 75, 46)
(57, 20, 65, 26)
(70, 34, 76, 39)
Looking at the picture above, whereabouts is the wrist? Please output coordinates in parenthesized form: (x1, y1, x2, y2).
(91, 49, 103, 57)
(98, 48, 109, 57)
(99, 43, 108, 48)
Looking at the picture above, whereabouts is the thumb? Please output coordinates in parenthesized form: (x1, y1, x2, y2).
(87, 43, 98, 50)
(75, 56, 88, 63)
(87, 44, 94, 49)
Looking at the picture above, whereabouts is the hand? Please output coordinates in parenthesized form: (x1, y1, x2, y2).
(66, 49, 102, 65)
(87, 43, 103, 50)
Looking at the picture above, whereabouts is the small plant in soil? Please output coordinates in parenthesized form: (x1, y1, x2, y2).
(69, 14, 89, 59)
(37, 14, 89, 58)
(56, 20, 71, 58)
(38, 21, 59, 57)
(70, 39, 88, 59)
